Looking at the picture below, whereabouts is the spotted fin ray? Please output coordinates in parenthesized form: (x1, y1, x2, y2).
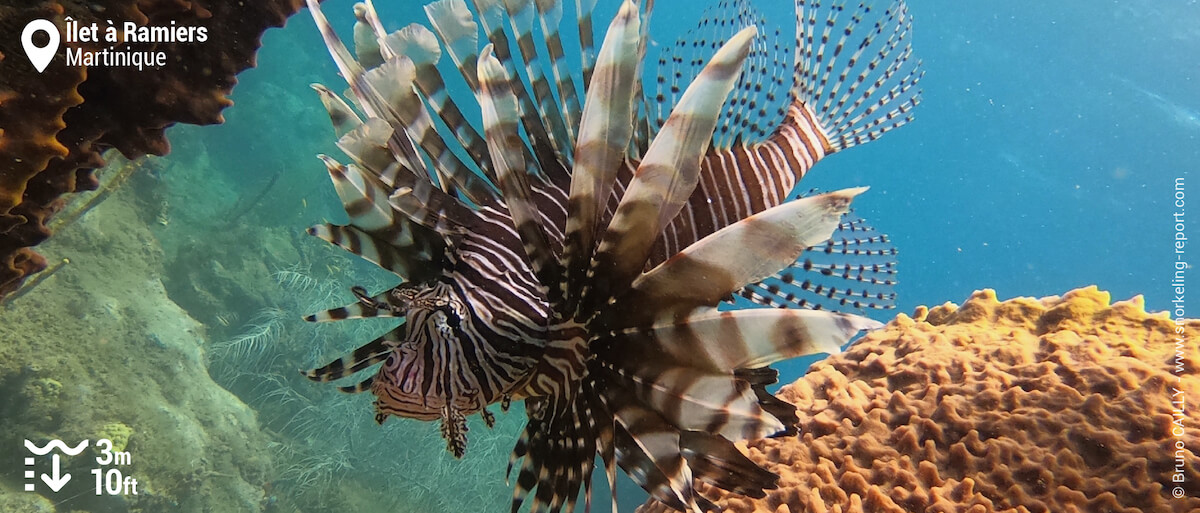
(298, 1, 921, 513)
(734, 201, 899, 312)
(643, 0, 923, 271)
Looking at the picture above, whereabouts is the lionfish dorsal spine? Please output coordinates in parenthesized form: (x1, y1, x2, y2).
(477, 44, 563, 290)
(362, 54, 499, 205)
(311, 83, 363, 138)
(560, 0, 641, 312)
(532, 0, 584, 145)
(424, 0, 483, 91)
(499, 0, 576, 162)
(471, 0, 569, 179)
(298, 0, 923, 511)
(352, 2, 383, 67)
(588, 25, 757, 305)
(306, 0, 431, 184)
(386, 22, 500, 182)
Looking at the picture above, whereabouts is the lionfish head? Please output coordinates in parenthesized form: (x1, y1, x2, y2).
(297, 0, 921, 511)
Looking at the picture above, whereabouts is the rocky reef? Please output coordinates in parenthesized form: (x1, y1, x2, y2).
(0, 163, 274, 512)
(639, 287, 1200, 513)
(0, 0, 308, 299)
(0, 141, 521, 511)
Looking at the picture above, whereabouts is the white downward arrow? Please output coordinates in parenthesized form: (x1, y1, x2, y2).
(41, 454, 71, 492)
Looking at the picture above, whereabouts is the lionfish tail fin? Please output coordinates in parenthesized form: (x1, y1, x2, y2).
(637, 0, 920, 274)
(646, 0, 782, 151)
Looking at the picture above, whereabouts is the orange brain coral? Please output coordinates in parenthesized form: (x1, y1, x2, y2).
(639, 286, 1200, 513)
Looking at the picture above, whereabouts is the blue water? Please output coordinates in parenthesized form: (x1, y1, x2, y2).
(157, 0, 1197, 510)
(226, 0, 1200, 315)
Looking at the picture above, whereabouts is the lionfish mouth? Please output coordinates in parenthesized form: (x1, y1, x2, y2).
(297, 0, 921, 511)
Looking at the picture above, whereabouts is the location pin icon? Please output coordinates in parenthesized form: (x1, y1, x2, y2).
(22, 19, 60, 73)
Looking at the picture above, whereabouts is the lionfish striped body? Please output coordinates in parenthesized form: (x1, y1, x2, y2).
(299, 0, 920, 511)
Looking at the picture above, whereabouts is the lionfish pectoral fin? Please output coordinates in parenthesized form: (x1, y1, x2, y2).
(301, 285, 405, 322)
(611, 307, 883, 374)
(606, 392, 711, 513)
(735, 199, 899, 312)
(626, 187, 865, 318)
(560, 0, 641, 311)
(599, 359, 783, 441)
(589, 26, 758, 305)
(311, 83, 363, 138)
(302, 329, 396, 382)
(735, 367, 798, 437)
(679, 430, 779, 497)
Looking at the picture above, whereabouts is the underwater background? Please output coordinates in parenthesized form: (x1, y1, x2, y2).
(1, 0, 1196, 511)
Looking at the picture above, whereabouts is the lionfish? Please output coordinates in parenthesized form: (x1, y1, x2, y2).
(298, 0, 919, 511)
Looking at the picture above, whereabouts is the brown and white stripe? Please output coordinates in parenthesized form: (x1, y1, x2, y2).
(298, 1, 922, 512)
(560, 0, 640, 311)
(477, 45, 562, 289)
(590, 26, 757, 304)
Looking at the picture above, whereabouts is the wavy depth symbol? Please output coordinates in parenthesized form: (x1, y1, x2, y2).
(24, 439, 89, 456)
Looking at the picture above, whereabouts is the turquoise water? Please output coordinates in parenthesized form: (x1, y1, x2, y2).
(3, 0, 1195, 511)
(226, 0, 1198, 315)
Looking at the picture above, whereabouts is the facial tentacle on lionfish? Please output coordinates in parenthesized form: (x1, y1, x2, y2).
(298, 0, 921, 511)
